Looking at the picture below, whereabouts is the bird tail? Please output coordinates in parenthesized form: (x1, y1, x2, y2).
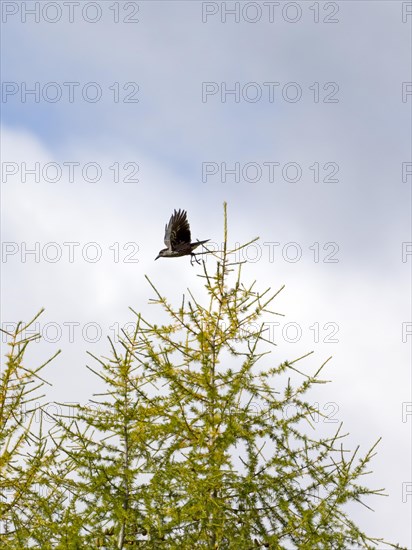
(192, 239, 209, 250)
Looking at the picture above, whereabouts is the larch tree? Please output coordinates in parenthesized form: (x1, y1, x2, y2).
(0, 311, 71, 549)
(1, 204, 406, 549)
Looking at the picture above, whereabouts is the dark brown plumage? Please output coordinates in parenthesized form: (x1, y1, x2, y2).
(155, 209, 209, 263)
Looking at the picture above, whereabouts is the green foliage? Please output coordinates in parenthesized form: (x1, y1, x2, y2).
(0, 311, 66, 549)
(1, 204, 406, 549)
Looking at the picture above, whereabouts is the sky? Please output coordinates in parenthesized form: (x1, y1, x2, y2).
(1, 0, 411, 545)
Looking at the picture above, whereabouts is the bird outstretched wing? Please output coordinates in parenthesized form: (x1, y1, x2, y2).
(164, 209, 191, 250)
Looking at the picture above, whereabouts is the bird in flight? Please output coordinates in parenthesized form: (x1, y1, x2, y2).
(155, 209, 209, 264)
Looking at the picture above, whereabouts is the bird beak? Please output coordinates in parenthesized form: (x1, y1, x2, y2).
(155, 255, 160, 261)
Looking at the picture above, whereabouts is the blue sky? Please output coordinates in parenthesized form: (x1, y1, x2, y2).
(1, 1, 411, 545)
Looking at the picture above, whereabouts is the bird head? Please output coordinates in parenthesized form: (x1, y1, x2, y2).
(155, 248, 167, 260)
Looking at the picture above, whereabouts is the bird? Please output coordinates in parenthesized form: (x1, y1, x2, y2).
(155, 209, 209, 264)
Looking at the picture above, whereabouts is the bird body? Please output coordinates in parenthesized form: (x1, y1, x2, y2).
(155, 209, 209, 263)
